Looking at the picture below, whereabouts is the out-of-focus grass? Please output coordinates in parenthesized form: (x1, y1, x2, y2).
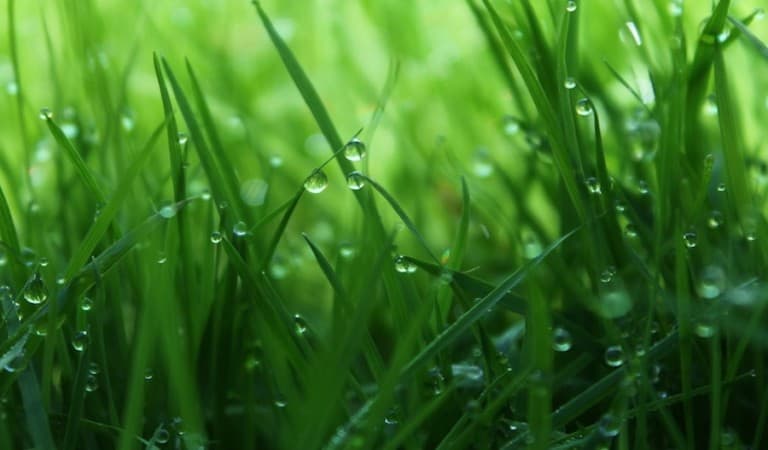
(1, 0, 768, 449)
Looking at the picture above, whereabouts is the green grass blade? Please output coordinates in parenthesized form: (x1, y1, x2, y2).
(260, 188, 304, 269)
(44, 116, 107, 204)
(398, 227, 578, 381)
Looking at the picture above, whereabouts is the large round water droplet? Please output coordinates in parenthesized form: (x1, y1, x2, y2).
(552, 327, 573, 352)
(158, 204, 177, 219)
(24, 273, 48, 305)
(155, 428, 170, 444)
(598, 413, 621, 437)
(575, 98, 593, 116)
(233, 221, 248, 237)
(394, 256, 417, 274)
(304, 171, 328, 194)
(604, 345, 625, 367)
(696, 265, 726, 299)
(566, 1, 577, 12)
(346, 171, 366, 190)
(72, 331, 89, 352)
(343, 138, 366, 162)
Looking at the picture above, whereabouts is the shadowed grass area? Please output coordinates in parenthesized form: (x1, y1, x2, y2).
(1, 0, 768, 449)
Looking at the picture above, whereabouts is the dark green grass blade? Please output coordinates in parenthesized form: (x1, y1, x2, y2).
(153, 53, 185, 202)
(449, 178, 471, 270)
(398, 227, 578, 381)
(404, 256, 527, 314)
(260, 188, 304, 269)
(714, 44, 752, 223)
(480, 0, 586, 222)
(160, 58, 247, 222)
(64, 121, 166, 280)
(302, 233, 346, 298)
(359, 174, 439, 263)
(0, 185, 24, 286)
(62, 350, 91, 450)
(252, 2, 358, 184)
(44, 117, 107, 204)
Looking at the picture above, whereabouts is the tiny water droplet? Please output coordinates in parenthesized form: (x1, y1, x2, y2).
(158, 204, 177, 219)
(156, 252, 167, 264)
(708, 210, 724, 229)
(682, 231, 697, 248)
(294, 314, 308, 335)
(269, 155, 283, 168)
(80, 297, 93, 311)
(274, 399, 287, 408)
(600, 266, 617, 284)
(585, 177, 602, 194)
(694, 319, 716, 338)
(339, 242, 356, 259)
(155, 428, 170, 444)
(210, 231, 222, 244)
(394, 255, 417, 274)
(201, 190, 212, 201)
(624, 223, 638, 238)
(144, 368, 154, 381)
(85, 374, 99, 392)
(717, 182, 726, 192)
(343, 138, 366, 162)
(24, 273, 49, 304)
(346, 171, 366, 190)
(598, 413, 621, 437)
(177, 132, 189, 146)
(614, 200, 626, 213)
(502, 116, 520, 135)
(604, 345, 625, 367)
(704, 153, 715, 173)
(304, 171, 328, 194)
(566, 1, 577, 12)
(233, 221, 248, 237)
(39, 257, 49, 267)
(552, 327, 573, 352)
(88, 362, 101, 375)
(696, 265, 726, 299)
(564, 76, 577, 89)
(575, 98, 593, 116)
(3, 354, 25, 373)
(72, 331, 89, 352)
(638, 179, 650, 195)
(39, 108, 53, 120)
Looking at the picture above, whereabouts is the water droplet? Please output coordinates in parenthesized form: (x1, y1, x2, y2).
(72, 331, 89, 352)
(668, 1, 683, 16)
(156, 252, 168, 265)
(717, 182, 726, 192)
(566, 1, 577, 12)
(339, 242, 356, 259)
(346, 171, 366, 190)
(88, 362, 101, 375)
(575, 98, 593, 116)
(24, 273, 48, 304)
(155, 428, 170, 444)
(343, 138, 366, 162)
(637, 180, 650, 195)
(604, 345, 625, 367)
(233, 221, 248, 237)
(210, 231, 222, 244)
(614, 201, 626, 213)
(3, 352, 26, 373)
(624, 224, 638, 238)
(85, 374, 99, 393)
(80, 297, 94, 311)
(294, 314, 308, 335)
(144, 368, 154, 381)
(304, 170, 328, 194)
(694, 318, 716, 338)
(502, 116, 520, 135)
(200, 190, 212, 201)
(696, 265, 726, 299)
(39, 108, 53, 120)
(704, 153, 715, 173)
(39, 257, 49, 267)
(585, 177, 602, 194)
(598, 413, 621, 437)
(274, 399, 287, 408)
(394, 255, 417, 274)
(177, 132, 189, 146)
(708, 210, 724, 229)
(523, 235, 542, 259)
(552, 327, 573, 352)
(597, 289, 632, 319)
(600, 266, 617, 284)
(564, 76, 577, 89)
(269, 155, 284, 168)
(682, 231, 697, 248)
(158, 204, 177, 219)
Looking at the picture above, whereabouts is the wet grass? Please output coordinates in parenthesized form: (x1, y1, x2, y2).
(1, 0, 768, 449)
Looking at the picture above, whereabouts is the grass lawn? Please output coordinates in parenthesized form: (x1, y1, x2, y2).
(1, 0, 768, 449)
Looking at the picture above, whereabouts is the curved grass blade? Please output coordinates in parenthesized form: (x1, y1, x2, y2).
(63, 121, 166, 280)
(728, 15, 768, 61)
(398, 227, 578, 381)
(0, 185, 24, 286)
(153, 53, 185, 203)
(260, 188, 304, 269)
(43, 116, 107, 204)
(359, 174, 439, 263)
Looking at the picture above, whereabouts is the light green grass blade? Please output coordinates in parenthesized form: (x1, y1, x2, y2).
(0, 185, 24, 286)
(44, 117, 107, 204)
(153, 53, 185, 202)
(261, 188, 304, 269)
(728, 15, 768, 60)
